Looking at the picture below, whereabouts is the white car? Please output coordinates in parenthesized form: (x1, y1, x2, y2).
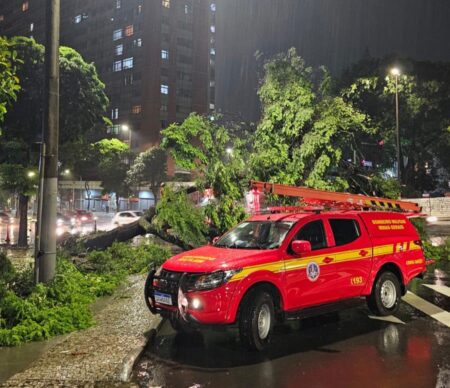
(112, 211, 143, 226)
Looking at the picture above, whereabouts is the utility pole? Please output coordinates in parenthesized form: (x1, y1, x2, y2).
(38, 0, 60, 283)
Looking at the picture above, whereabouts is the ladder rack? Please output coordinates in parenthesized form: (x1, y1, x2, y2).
(250, 181, 421, 213)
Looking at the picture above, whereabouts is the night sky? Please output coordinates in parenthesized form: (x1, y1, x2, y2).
(216, 0, 450, 121)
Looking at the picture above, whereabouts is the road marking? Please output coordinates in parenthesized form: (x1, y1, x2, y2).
(423, 284, 450, 298)
(402, 291, 450, 328)
(368, 315, 405, 324)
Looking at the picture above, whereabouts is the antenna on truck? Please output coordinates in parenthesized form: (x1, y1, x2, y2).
(250, 181, 421, 213)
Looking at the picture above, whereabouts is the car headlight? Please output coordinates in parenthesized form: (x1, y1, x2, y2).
(189, 269, 242, 291)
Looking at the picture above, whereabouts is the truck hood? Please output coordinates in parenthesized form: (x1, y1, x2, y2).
(162, 245, 279, 273)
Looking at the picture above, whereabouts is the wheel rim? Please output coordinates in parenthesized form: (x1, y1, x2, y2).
(257, 304, 271, 340)
(380, 279, 397, 309)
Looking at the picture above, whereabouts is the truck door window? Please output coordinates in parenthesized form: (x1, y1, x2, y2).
(293, 220, 327, 250)
(329, 219, 360, 246)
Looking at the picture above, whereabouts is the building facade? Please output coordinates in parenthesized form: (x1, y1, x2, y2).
(0, 0, 215, 149)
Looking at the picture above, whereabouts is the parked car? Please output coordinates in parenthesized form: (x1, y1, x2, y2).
(112, 211, 143, 226)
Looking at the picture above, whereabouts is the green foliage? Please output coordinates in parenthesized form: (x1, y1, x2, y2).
(93, 138, 130, 156)
(0, 37, 20, 130)
(1, 37, 109, 181)
(126, 147, 167, 202)
(370, 175, 401, 199)
(252, 48, 373, 191)
(341, 57, 450, 195)
(154, 187, 208, 247)
(410, 218, 450, 261)
(0, 242, 170, 346)
(81, 241, 171, 275)
(162, 113, 247, 233)
(0, 164, 38, 197)
(91, 139, 132, 207)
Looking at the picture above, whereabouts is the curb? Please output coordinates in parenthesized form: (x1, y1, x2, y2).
(119, 324, 159, 382)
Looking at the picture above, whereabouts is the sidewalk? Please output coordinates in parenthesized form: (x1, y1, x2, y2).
(2, 274, 160, 387)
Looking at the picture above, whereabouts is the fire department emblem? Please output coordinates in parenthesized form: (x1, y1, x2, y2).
(306, 261, 320, 282)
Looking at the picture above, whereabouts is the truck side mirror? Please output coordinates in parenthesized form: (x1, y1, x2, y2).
(291, 240, 312, 255)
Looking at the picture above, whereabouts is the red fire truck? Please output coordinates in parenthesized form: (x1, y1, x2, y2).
(145, 181, 432, 350)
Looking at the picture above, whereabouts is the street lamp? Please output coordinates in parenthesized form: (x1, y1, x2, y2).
(122, 124, 132, 148)
(390, 67, 401, 183)
(28, 171, 36, 178)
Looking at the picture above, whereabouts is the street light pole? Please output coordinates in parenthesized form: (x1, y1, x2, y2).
(38, 0, 60, 283)
(391, 68, 401, 184)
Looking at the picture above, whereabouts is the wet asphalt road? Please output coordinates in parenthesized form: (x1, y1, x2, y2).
(133, 262, 450, 388)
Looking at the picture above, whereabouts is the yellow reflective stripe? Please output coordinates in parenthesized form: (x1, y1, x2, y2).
(373, 244, 394, 256)
(229, 241, 420, 282)
(230, 261, 285, 281)
(409, 241, 422, 251)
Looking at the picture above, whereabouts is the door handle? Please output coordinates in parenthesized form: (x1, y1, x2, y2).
(323, 256, 334, 264)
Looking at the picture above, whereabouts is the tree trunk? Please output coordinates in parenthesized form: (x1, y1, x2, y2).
(18, 194, 29, 247)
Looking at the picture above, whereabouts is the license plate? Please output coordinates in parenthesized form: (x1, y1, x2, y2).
(154, 291, 173, 306)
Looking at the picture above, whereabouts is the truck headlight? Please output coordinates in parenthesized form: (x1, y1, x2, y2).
(190, 269, 241, 291)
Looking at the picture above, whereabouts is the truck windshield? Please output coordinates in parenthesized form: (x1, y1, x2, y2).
(214, 221, 294, 249)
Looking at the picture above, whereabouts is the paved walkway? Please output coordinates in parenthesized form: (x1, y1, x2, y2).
(2, 274, 160, 387)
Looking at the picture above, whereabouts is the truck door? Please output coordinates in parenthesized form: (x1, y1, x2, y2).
(284, 219, 342, 310)
(323, 216, 373, 299)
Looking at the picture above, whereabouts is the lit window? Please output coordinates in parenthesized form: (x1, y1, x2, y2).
(132, 105, 142, 114)
(184, 4, 190, 14)
(22, 2, 29, 12)
(74, 15, 82, 23)
(209, 103, 215, 110)
(115, 44, 123, 56)
(210, 81, 215, 87)
(161, 84, 169, 94)
(111, 108, 119, 120)
(210, 25, 215, 33)
(161, 50, 169, 59)
(116, 0, 121, 9)
(113, 60, 122, 72)
(123, 57, 134, 69)
(162, 0, 170, 8)
(210, 3, 216, 12)
(0, 15, 4, 22)
(138, 5, 142, 13)
(210, 48, 215, 55)
(113, 29, 123, 41)
(124, 25, 134, 36)
(30, 22, 34, 32)
(133, 38, 142, 47)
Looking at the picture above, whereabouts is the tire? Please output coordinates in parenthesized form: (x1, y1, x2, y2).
(239, 289, 275, 351)
(367, 271, 402, 316)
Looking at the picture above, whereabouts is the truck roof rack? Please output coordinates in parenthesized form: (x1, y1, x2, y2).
(250, 181, 421, 213)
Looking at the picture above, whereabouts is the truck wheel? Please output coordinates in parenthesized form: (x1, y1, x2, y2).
(367, 271, 401, 316)
(239, 289, 275, 351)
